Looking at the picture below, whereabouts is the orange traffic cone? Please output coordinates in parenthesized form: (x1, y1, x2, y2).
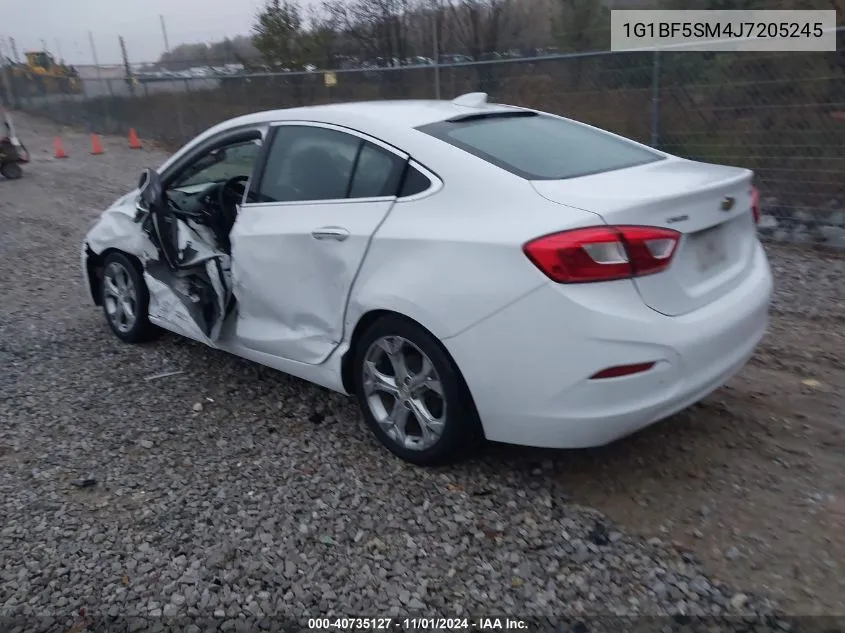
(128, 128, 142, 150)
(90, 133, 104, 155)
(54, 137, 68, 159)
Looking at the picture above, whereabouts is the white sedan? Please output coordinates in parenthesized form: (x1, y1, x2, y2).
(82, 92, 773, 465)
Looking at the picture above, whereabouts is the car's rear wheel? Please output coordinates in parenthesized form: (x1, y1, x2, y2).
(352, 315, 480, 465)
(101, 251, 155, 343)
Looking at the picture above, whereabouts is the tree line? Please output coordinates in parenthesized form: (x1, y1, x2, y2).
(154, 0, 618, 71)
(154, 0, 841, 72)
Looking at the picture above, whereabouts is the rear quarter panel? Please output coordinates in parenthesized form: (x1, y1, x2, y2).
(345, 158, 605, 341)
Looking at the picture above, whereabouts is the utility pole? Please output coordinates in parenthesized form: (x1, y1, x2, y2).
(650, 49, 660, 148)
(88, 32, 101, 70)
(119, 35, 135, 97)
(88, 31, 104, 94)
(0, 38, 17, 110)
(160, 15, 171, 53)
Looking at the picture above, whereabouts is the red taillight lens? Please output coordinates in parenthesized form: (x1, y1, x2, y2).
(523, 225, 681, 284)
(751, 186, 760, 225)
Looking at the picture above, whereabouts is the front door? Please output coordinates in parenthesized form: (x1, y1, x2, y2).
(143, 135, 263, 341)
(230, 122, 408, 365)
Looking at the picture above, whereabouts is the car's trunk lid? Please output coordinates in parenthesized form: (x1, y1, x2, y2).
(532, 157, 757, 316)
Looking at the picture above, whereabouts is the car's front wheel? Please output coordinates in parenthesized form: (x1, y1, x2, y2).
(352, 315, 480, 465)
(101, 251, 155, 343)
(1, 162, 23, 180)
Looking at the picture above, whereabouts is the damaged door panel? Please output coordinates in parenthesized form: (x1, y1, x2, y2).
(143, 215, 232, 342)
(134, 130, 265, 344)
(230, 198, 397, 364)
(136, 175, 232, 343)
(229, 122, 409, 365)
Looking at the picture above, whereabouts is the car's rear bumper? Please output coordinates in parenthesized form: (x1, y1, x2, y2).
(444, 241, 773, 449)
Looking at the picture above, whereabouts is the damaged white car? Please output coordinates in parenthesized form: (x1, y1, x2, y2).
(83, 93, 773, 465)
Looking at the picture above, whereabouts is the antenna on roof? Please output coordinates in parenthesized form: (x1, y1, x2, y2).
(451, 92, 489, 108)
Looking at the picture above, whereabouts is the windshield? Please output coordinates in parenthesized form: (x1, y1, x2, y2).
(418, 112, 664, 180)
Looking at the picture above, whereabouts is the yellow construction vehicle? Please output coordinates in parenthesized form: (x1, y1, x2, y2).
(7, 51, 82, 97)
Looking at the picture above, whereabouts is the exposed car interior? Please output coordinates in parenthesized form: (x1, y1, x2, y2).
(157, 125, 408, 258)
(165, 137, 264, 254)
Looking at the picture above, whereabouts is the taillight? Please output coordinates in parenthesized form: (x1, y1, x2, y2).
(751, 186, 760, 225)
(523, 225, 681, 284)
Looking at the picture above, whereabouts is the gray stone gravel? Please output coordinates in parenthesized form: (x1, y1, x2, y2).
(1, 113, 830, 629)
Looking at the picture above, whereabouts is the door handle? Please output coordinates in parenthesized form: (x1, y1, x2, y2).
(311, 227, 350, 242)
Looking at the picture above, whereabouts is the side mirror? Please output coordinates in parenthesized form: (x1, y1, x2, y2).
(138, 168, 163, 210)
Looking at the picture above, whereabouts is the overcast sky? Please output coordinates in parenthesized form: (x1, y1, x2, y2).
(1, 0, 307, 65)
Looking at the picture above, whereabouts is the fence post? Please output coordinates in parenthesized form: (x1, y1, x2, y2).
(184, 78, 198, 137)
(119, 35, 135, 98)
(0, 38, 17, 109)
(432, 11, 441, 99)
(650, 49, 661, 148)
(0, 57, 15, 109)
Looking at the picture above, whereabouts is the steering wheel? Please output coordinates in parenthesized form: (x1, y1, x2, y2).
(217, 175, 251, 211)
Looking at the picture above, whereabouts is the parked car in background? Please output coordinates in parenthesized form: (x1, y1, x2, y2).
(439, 54, 473, 65)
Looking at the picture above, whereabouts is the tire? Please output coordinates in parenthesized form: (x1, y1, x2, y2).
(352, 314, 481, 466)
(1, 162, 23, 180)
(100, 251, 156, 343)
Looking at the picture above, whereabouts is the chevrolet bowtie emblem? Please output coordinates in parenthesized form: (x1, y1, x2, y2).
(720, 196, 736, 211)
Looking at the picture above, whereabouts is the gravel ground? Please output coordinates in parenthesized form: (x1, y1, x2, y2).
(1, 114, 844, 631)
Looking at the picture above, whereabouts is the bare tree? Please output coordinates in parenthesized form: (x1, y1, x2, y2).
(552, 0, 609, 53)
(325, 0, 413, 65)
(252, 0, 306, 69)
(449, 0, 508, 59)
(446, 0, 529, 93)
(302, 4, 341, 68)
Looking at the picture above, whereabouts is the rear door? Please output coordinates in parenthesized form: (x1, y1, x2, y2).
(229, 122, 408, 365)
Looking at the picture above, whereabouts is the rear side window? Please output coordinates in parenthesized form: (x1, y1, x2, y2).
(255, 125, 405, 203)
(418, 112, 664, 180)
(348, 142, 405, 198)
(399, 165, 432, 198)
(258, 126, 359, 203)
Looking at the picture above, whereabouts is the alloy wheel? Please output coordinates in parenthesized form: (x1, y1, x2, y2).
(103, 261, 138, 334)
(362, 335, 447, 451)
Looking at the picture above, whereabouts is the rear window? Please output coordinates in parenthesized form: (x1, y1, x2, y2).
(418, 112, 664, 180)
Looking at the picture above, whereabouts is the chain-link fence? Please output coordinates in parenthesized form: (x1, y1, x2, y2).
(4, 31, 844, 247)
